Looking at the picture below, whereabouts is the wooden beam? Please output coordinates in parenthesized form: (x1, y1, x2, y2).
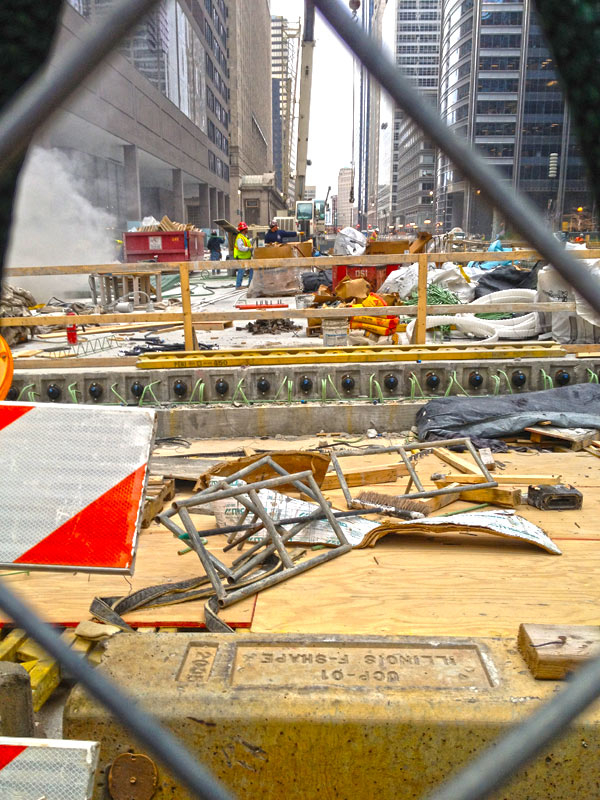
(0, 302, 578, 328)
(433, 473, 561, 485)
(414, 252, 428, 345)
(432, 447, 481, 475)
(518, 623, 600, 680)
(179, 263, 196, 351)
(4, 249, 600, 276)
(321, 463, 409, 490)
(14, 357, 138, 370)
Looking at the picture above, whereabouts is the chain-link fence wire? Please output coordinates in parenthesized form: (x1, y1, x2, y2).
(0, 0, 62, 271)
(0, 0, 598, 798)
(535, 0, 600, 215)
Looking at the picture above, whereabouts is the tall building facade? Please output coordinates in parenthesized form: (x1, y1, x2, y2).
(391, 0, 441, 229)
(337, 167, 356, 228)
(271, 15, 300, 209)
(436, 0, 593, 234)
(227, 0, 274, 220)
(58, 0, 230, 228)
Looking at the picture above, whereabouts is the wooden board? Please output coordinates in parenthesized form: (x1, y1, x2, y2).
(250, 538, 600, 638)
(518, 623, 600, 679)
(321, 463, 408, 490)
(1, 527, 255, 628)
(525, 426, 599, 451)
(194, 320, 233, 330)
(5, 249, 600, 276)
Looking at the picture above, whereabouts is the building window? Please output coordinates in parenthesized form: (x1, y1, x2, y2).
(481, 11, 522, 25)
(476, 99, 518, 114)
(477, 143, 514, 158)
(476, 121, 516, 136)
(477, 78, 519, 92)
(479, 55, 520, 71)
(480, 34, 521, 48)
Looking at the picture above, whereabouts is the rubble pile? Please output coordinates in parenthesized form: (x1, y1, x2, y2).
(0, 284, 37, 345)
(245, 318, 301, 335)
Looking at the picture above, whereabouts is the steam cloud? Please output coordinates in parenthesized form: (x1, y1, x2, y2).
(5, 147, 118, 300)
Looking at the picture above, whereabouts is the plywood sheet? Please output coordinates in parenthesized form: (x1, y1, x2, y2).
(250, 538, 600, 638)
(1, 526, 254, 628)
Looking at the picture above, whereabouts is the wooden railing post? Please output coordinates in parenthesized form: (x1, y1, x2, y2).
(178, 262, 196, 351)
(414, 252, 429, 345)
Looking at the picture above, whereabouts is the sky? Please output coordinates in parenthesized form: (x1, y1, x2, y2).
(270, 0, 355, 200)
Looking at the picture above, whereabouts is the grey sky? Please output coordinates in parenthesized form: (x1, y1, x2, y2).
(270, 0, 354, 200)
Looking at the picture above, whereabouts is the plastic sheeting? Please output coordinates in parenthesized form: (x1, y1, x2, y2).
(416, 384, 600, 444)
(333, 227, 366, 256)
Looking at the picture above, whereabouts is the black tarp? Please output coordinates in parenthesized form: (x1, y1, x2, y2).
(416, 384, 600, 446)
(474, 262, 542, 298)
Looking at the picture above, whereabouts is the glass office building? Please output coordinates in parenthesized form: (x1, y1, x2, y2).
(391, 0, 441, 229)
(436, 0, 592, 235)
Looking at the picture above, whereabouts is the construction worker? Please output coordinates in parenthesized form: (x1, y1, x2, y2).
(234, 221, 253, 289)
(206, 229, 225, 262)
(368, 227, 379, 243)
(264, 219, 297, 245)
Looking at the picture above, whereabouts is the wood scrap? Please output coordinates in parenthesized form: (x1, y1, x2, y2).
(432, 447, 480, 475)
(432, 472, 561, 486)
(478, 447, 496, 472)
(518, 623, 600, 679)
(432, 480, 522, 507)
(142, 477, 176, 528)
(525, 426, 599, 451)
(321, 462, 409, 491)
(194, 320, 232, 330)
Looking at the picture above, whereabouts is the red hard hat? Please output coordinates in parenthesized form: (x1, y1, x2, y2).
(237, 221, 248, 232)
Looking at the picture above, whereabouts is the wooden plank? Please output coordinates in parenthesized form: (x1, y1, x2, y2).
(179, 263, 196, 351)
(17, 638, 50, 662)
(194, 320, 233, 330)
(432, 473, 561, 485)
(37, 321, 182, 338)
(518, 623, 600, 679)
(23, 659, 60, 712)
(0, 629, 27, 660)
(525, 426, 598, 451)
(457, 486, 522, 508)
(14, 357, 138, 370)
(321, 463, 409, 491)
(414, 252, 428, 345)
(0, 303, 579, 328)
(5, 249, 600, 276)
(432, 448, 481, 475)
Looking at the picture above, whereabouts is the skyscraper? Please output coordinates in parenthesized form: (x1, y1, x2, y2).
(391, 0, 441, 230)
(436, 0, 593, 235)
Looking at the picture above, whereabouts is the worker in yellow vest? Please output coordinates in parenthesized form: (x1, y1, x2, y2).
(234, 221, 253, 289)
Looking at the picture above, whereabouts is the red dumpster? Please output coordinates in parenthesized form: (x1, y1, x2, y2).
(332, 264, 400, 291)
(124, 230, 204, 262)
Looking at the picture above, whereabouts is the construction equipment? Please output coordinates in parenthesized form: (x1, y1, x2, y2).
(294, 1, 316, 205)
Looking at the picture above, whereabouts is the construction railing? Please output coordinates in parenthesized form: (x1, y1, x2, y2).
(3, 248, 600, 351)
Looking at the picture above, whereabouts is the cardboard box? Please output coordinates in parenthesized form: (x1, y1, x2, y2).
(365, 240, 410, 255)
(335, 276, 371, 302)
(254, 239, 313, 259)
